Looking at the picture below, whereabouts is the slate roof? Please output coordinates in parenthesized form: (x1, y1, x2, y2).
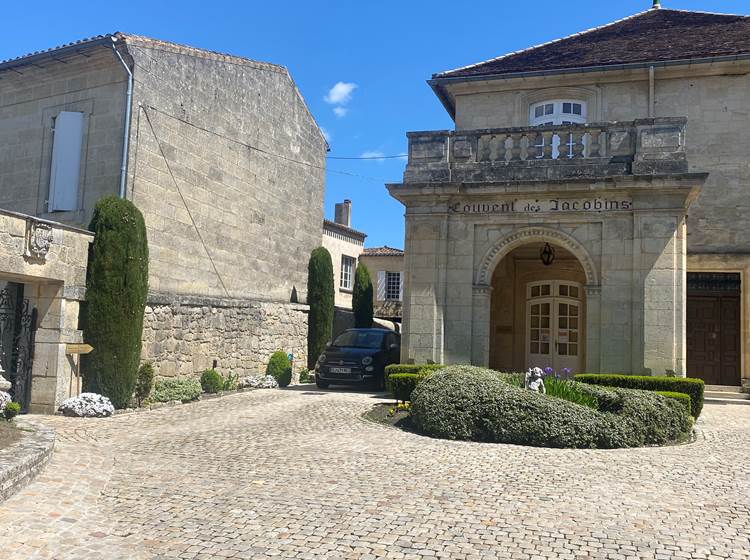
(362, 246, 404, 257)
(434, 8, 750, 80)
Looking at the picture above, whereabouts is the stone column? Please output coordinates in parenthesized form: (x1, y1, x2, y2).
(584, 285, 602, 372)
(635, 213, 687, 376)
(471, 285, 492, 366)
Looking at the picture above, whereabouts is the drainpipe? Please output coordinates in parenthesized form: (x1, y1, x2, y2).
(111, 37, 133, 199)
(648, 65, 656, 118)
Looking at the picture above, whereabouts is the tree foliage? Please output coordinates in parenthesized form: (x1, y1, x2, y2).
(82, 196, 149, 409)
(352, 262, 373, 328)
(307, 247, 334, 368)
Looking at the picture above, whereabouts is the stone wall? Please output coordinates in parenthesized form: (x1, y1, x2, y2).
(123, 35, 327, 303)
(0, 48, 126, 226)
(142, 294, 309, 380)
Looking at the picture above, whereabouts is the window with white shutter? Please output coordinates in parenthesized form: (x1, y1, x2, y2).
(376, 271, 386, 302)
(385, 272, 401, 301)
(48, 111, 84, 212)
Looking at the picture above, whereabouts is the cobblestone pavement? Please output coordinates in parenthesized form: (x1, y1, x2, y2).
(0, 388, 748, 559)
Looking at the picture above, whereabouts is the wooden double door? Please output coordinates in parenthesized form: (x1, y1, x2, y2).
(687, 273, 741, 386)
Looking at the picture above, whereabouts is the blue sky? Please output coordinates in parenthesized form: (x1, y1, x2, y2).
(2, 0, 747, 248)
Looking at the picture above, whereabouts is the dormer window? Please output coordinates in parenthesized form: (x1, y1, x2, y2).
(529, 100, 587, 158)
(529, 100, 587, 126)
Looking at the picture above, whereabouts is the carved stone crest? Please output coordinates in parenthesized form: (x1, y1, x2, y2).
(25, 219, 54, 259)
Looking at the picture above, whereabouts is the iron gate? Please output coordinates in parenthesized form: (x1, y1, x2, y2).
(0, 283, 37, 413)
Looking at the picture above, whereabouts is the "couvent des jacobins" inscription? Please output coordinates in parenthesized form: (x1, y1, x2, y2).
(449, 197, 633, 215)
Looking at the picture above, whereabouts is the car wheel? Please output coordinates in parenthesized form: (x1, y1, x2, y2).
(316, 378, 330, 389)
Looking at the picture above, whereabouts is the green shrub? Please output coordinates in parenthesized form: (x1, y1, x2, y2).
(200, 369, 224, 393)
(352, 263, 374, 328)
(150, 378, 201, 403)
(387, 373, 426, 403)
(298, 368, 312, 383)
(575, 374, 704, 418)
(223, 373, 239, 391)
(385, 364, 445, 377)
(267, 351, 292, 388)
(134, 362, 155, 407)
(81, 196, 149, 409)
(307, 247, 334, 369)
(656, 391, 692, 417)
(3, 401, 20, 421)
(410, 366, 691, 448)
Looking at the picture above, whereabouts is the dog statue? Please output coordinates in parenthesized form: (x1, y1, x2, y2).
(524, 367, 546, 394)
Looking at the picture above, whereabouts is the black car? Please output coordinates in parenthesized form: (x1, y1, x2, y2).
(315, 328, 400, 390)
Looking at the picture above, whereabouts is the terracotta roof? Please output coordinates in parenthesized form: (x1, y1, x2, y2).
(434, 8, 750, 80)
(362, 246, 404, 257)
(323, 219, 367, 241)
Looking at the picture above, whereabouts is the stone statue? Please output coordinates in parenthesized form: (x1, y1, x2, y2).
(524, 367, 546, 394)
(0, 362, 10, 392)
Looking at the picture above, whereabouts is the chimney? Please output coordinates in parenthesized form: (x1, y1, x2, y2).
(334, 199, 352, 227)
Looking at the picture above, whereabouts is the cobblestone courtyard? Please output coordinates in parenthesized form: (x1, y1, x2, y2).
(0, 388, 748, 559)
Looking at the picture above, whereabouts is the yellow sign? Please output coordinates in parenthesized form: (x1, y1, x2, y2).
(65, 343, 94, 355)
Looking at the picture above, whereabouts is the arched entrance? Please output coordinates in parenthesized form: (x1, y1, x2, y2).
(489, 242, 588, 373)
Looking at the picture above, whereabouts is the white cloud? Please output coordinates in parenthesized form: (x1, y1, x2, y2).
(333, 107, 349, 118)
(320, 127, 332, 143)
(325, 82, 357, 105)
(397, 152, 408, 160)
(360, 150, 386, 162)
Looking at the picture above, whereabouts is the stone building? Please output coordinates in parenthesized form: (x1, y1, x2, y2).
(390, 6, 750, 386)
(322, 200, 366, 309)
(359, 247, 405, 323)
(0, 209, 92, 413)
(0, 33, 326, 380)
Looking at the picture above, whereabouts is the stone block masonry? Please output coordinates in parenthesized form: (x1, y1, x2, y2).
(142, 293, 308, 381)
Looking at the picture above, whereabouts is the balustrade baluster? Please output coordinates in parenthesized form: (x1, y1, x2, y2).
(589, 129, 602, 157)
(510, 133, 522, 161)
(542, 131, 554, 159)
(572, 130, 585, 158)
(478, 135, 491, 162)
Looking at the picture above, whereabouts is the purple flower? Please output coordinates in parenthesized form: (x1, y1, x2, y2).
(543, 367, 555, 377)
(561, 367, 572, 378)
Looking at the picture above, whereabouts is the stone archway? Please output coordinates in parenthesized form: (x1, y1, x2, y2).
(471, 227, 601, 369)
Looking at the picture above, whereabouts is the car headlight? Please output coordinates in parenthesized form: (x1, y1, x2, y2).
(318, 354, 327, 364)
(361, 356, 373, 366)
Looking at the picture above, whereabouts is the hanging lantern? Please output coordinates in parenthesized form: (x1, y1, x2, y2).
(540, 243, 555, 266)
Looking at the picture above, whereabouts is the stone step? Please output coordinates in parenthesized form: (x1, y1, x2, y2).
(705, 397, 750, 406)
(705, 385, 743, 393)
(705, 390, 749, 401)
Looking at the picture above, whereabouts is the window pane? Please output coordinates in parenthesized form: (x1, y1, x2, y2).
(541, 343, 550, 354)
(570, 286, 579, 298)
(559, 303, 568, 315)
(570, 305, 579, 317)
(573, 103, 582, 115)
(531, 304, 539, 315)
(541, 303, 550, 315)
(535, 105, 544, 118)
(569, 344, 578, 356)
(340, 256, 354, 289)
(541, 284, 551, 296)
(531, 286, 540, 297)
(541, 317, 550, 329)
(570, 332, 578, 343)
(531, 316, 539, 328)
(570, 318, 578, 329)
(559, 317, 568, 329)
(544, 103, 554, 115)
(558, 344, 568, 356)
(385, 271, 401, 300)
(531, 330, 539, 341)
(563, 102, 572, 114)
(559, 285, 568, 296)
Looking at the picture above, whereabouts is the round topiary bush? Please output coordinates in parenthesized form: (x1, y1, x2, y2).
(200, 369, 224, 393)
(266, 351, 292, 388)
(409, 365, 691, 449)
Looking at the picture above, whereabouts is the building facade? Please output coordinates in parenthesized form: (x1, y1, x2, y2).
(359, 247, 405, 323)
(322, 200, 366, 310)
(390, 7, 750, 385)
(0, 33, 327, 380)
(0, 209, 92, 413)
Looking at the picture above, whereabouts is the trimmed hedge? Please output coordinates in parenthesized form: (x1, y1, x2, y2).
(200, 369, 224, 393)
(307, 247, 334, 369)
(385, 364, 445, 376)
(410, 366, 691, 448)
(387, 373, 424, 403)
(656, 391, 692, 417)
(82, 196, 149, 409)
(575, 374, 704, 418)
(267, 351, 292, 388)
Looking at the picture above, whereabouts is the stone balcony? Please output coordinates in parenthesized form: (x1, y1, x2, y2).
(403, 117, 689, 184)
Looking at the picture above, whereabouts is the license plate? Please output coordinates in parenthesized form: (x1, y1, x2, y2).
(329, 367, 351, 374)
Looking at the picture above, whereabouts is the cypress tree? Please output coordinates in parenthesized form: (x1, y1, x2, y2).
(81, 196, 149, 409)
(307, 247, 334, 368)
(352, 262, 374, 328)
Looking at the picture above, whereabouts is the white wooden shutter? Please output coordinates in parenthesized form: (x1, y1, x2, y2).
(48, 111, 84, 212)
(398, 272, 403, 301)
(376, 271, 386, 302)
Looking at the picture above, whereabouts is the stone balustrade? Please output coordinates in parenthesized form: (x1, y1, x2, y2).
(403, 117, 688, 183)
